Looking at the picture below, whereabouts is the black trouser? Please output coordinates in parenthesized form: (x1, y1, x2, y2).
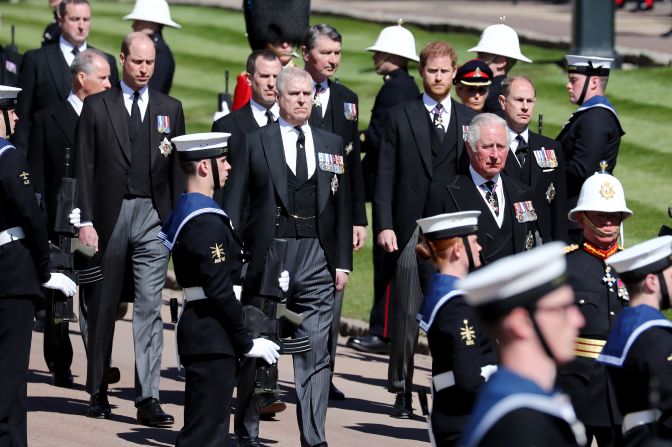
(177, 354, 237, 447)
(0, 297, 36, 447)
(43, 289, 73, 376)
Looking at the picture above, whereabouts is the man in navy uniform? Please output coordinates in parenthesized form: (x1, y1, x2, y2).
(301, 23, 366, 401)
(347, 21, 420, 356)
(159, 132, 280, 447)
(460, 243, 587, 447)
(0, 84, 76, 447)
(500, 76, 567, 243)
(558, 167, 632, 446)
(557, 55, 624, 242)
(598, 236, 672, 445)
(123, 0, 180, 95)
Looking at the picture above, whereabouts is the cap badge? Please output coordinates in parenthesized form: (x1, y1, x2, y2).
(599, 181, 615, 199)
(474, 67, 482, 77)
(460, 320, 476, 346)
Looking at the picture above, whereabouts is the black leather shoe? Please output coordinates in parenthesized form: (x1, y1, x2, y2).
(662, 29, 672, 38)
(390, 393, 412, 419)
(86, 393, 111, 419)
(136, 398, 174, 426)
(346, 335, 390, 354)
(236, 436, 262, 447)
(106, 367, 121, 385)
(259, 393, 286, 416)
(52, 371, 74, 388)
(329, 382, 345, 401)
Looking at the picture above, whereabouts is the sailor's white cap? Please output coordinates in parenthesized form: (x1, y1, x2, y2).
(0, 85, 21, 109)
(172, 132, 230, 161)
(607, 236, 672, 282)
(417, 211, 480, 240)
(565, 55, 613, 76)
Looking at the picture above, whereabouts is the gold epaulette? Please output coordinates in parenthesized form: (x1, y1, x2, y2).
(564, 244, 580, 254)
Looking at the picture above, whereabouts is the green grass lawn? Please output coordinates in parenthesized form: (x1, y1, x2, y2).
(2, 0, 671, 322)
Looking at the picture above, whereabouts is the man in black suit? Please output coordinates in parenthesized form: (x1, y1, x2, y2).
(347, 22, 420, 356)
(15, 0, 119, 152)
(500, 76, 567, 243)
(424, 112, 541, 265)
(28, 49, 111, 387)
(301, 23, 366, 401)
(225, 67, 351, 447)
(123, 0, 180, 95)
(74, 32, 185, 424)
(375, 40, 477, 418)
(212, 49, 286, 443)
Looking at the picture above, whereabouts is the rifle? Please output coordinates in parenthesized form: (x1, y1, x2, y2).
(50, 147, 101, 323)
(217, 69, 232, 112)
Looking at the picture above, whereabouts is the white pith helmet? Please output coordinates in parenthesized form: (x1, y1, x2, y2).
(468, 21, 532, 63)
(124, 0, 181, 29)
(366, 19, 419, 62)
(568, 162, 633, 222)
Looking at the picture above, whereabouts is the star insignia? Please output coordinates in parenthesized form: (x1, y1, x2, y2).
(460, 319, 476, 346)
(210, 243, 226, 263)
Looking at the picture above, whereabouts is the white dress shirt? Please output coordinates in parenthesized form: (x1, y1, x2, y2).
(469, 165, 505, 228)
(250, 98, 280, 127)
(59, 36, 87, 67)
(422, 93, 452, 133)
(67, 91, 83, 116)
(120, 81, 149, 121)
(507, 127, 529, 167)
(313, 79, 330, 119)
(279, 117, 316, 179)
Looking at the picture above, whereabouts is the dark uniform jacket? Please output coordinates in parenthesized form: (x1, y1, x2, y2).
(0, 141, 51, 299)
(224, 123, 352, 294)
(462, 367, 585, 447)
(162, 193, 253, 358)
(15, 42, 119, 151)
(27, 99, 79, 237)
(310, 80, 367, 227)
(424, 172, 540, 265)
(556, 96, 624, 208)
(504, 130, 568, 242)
(148, 31, 175, 95)
(374, 96, 476, 282)
(482, 75, 505, 118)
(598, 305, 672, 441)
(0, 45, 21, 87)
(74, 85, 185, 253)
(417, 273, 497, 446)
(558, 241, 627, 427)
(361, 67, 419, 199)
(211, 102, 258, 229)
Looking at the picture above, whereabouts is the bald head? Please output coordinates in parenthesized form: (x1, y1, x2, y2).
(120, 32, 155, 90)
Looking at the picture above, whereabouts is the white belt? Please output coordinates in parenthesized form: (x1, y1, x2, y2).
(432, 371, 456, 392)
(622, 409, 661, 435)
(182, 286, 207, 303)
(0, 226, 25, 247)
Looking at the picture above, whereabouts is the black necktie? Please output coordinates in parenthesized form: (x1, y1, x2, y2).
(71, 47, 79, 57)
(265, 109, 275, 126)
(483, 180, 500, 216)
(130, 91, 141, 137)
(432, 103, 445, 139)
(294, 126, 308, 182)
(516, 134, 529, 166)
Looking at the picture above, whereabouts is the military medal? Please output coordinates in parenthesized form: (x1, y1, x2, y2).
(513, 201, 537, 223)
(313, 94, 322, 109)
(159, 137, 172, 157)
(157, 115, 171, 134)
(343, 102, 358, 121)
(616, 278, 629, 301)
(331, 174, 339, 195)
(533, 148, 558, 169)
(344, 142, 353, 155)
(602, 266, 616, 291)
(462, 125, 469, 142)
(318, 152, 345, 174)
(525, 231, 534, 250)
(546, 182, 556, 203)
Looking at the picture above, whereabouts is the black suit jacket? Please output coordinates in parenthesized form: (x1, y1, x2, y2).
(15, 43, 119, 151)
(74, 85, 185, 251)
(27, 99, 79, 236)
(425, 173, 540, 264)
(504, 131, 568, 243)
(211, 102, 258, 228)
(310, 80, 367, 227)
(224, 123, 352, 293)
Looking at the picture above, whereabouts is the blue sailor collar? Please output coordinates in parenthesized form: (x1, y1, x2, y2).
(461, 368, 584, 447)
(576, 95, 617, 116)
(597, 305, 672, 367)
(0, 138, 15, 157)
(158, 192, 230, 251)
(417, 273, 463, 332)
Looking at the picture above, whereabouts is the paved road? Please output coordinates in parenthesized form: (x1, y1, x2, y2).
(175, 0, 672, 65)
(27, 292, 432, 446)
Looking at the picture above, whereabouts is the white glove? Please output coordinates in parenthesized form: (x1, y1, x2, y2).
(245, 338, 280, 364)
(278, 270, 290, 293)
(42, 273, 77, 297)
(69, 208, 82, 228)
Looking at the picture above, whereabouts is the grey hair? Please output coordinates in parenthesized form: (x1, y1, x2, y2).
(70, 48, 108, 83)
(276, 67, 313, 94)
(466, 113, 510, 151)
(301, 24, 342, 51)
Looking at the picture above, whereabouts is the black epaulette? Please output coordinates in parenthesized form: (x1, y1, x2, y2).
(564, 244, 580, 254)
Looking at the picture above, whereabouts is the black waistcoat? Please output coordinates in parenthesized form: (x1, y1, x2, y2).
(484, 202, 514, 264)
(127, 111, 151, 197)
(427, 110, 458, 178)
(277, 165, 318, 239)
